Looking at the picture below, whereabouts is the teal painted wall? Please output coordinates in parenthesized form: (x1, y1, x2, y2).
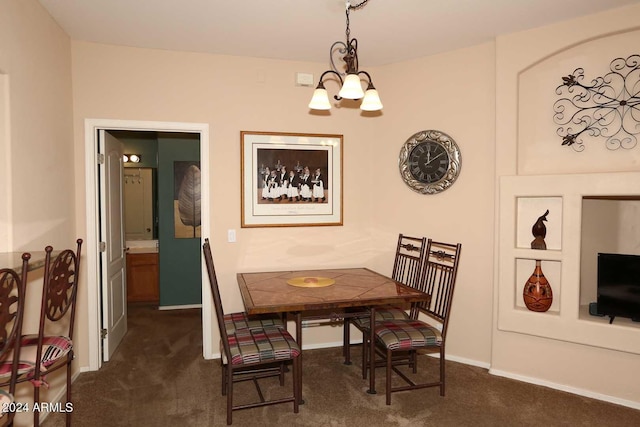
(157, 133, 201, 306)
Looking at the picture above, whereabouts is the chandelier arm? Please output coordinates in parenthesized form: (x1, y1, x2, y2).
(318, 70, 345, 101)
(357, 70, 373, 85)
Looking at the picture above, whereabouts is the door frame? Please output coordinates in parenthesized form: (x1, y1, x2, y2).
(84, 118, 212, 371)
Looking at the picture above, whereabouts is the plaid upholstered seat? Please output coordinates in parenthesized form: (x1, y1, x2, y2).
(351, 307, 410, 329)
(223, 312, 285, 335)
(0, 352, 35, 383)
(14, 335, 73, 378)
(374, 319, 442, 351)
(228, 327, 301, 365)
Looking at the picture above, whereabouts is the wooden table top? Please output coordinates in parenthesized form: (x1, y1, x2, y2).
(237, 267, 430, 315)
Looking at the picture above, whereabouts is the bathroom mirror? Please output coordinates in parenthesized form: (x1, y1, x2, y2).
(124, 168, 158, 240)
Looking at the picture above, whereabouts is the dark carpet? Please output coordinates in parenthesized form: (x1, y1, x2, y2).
(43, 305, 640, 426)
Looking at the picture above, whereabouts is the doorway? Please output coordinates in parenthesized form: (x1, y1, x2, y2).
(84, 119, 213, 371)
(110, 130, 203, 309)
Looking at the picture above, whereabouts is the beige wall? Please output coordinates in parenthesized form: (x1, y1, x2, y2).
(0, 0, 75, 425)
(495, 3, 640, 407)
(370, 43, 497, 364)
(0, 0, 75, 250)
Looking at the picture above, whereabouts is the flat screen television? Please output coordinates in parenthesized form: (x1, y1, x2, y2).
(597, 253, 640, 323)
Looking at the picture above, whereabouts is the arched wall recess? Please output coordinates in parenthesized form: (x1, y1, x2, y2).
(517, 28, 640, 176)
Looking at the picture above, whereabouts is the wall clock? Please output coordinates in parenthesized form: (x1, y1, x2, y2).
(398, 130, 461, 194)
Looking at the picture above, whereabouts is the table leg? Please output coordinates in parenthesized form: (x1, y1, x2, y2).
(367, 307, 377, 394)
(294, 311, 303, 349)
(294, 311, 305, 405)
(343, 317, 352, 365)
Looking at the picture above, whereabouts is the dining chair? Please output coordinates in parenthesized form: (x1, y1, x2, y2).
(18, 239, 82, 427)
(202, 239, 301, 425)
(0, 253, 30, 426)
(371, 239, 462, 405)
(343, 234, 427, 376)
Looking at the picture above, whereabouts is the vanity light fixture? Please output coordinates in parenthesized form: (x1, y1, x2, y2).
(123, 154, 142, 163)
(308, 0, 383, 112)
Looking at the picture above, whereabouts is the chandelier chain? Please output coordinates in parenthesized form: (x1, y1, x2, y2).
(345, 0, 370, 42)
(348, 0, 371, 10)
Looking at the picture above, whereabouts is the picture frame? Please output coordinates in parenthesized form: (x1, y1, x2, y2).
(241, 131, 343, 228)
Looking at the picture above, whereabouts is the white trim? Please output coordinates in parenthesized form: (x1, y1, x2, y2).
(84, 119, 212, 371)
(444, 354, 491, 370)
(158, 304, 202, 311)
(489, 367, 640, 411)
(37, 370, 83, 423)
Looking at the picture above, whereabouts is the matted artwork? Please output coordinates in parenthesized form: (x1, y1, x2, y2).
(241, 131, 343, 227)
(174, 161, 201, 238)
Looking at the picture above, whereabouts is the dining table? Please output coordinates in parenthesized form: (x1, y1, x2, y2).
(236, 267, 431, 396)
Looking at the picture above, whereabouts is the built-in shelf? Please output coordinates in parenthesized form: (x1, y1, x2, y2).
(511, 248, 562, 261)
(578, 305, 640, 329)
(499, 172, 640, 356)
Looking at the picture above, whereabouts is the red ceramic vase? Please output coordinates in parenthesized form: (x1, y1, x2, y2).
(523, 260, 553, 312)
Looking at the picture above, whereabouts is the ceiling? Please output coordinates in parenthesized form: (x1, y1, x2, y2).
(38, 0, 640, 66)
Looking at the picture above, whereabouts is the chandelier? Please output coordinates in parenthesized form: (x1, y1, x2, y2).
(308, 0, 383, 112)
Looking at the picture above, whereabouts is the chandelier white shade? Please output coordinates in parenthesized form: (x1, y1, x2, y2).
(338, 73, 365, 100)
(308, 85, 332, 110)
(360, 87, 383, 111)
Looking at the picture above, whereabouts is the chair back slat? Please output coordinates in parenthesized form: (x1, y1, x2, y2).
(391, 234, 427, 290)
(202, 239, 232, 356)
(414, 240, 461, 338)
(39, 239, 82, 342)
(0, 252, 29, 420)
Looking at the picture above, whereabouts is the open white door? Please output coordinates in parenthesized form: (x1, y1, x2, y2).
(99, 130, 127, 361)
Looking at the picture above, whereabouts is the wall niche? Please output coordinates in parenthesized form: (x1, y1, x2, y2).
(580, 196, 640, 324)
(498, 172, 640, 355)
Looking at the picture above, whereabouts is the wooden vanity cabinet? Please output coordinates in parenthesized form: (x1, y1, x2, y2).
(126, 252, 159, 303)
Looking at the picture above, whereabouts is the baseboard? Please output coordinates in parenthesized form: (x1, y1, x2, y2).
(37, 370, 82, 424)
(488, 368, 640, 411)
(442, 353, 491, 370)
(79, 365, 92, 373)
(158, 304, 202, 311)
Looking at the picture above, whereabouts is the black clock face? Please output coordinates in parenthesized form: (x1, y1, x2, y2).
(408, 141, 450, 183)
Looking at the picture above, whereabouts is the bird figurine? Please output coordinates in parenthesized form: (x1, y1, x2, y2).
(530, 209, 549, 250)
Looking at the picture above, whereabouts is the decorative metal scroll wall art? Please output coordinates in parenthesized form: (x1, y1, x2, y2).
(553, 54, 640, 151)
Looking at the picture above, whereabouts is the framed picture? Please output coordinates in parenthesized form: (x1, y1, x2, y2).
(241, 131, 343, 227)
